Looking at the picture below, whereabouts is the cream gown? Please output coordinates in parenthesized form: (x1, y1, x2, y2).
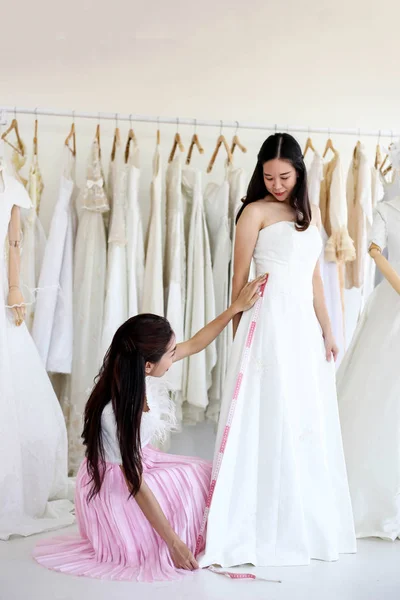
(69, 139, 109, 475)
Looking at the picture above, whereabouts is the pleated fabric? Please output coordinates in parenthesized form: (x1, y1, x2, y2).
(34, 447, 211, 582)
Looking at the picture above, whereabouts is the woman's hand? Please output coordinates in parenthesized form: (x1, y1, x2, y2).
(323, 331, 339, 363)
(167, 536, 199, 571)
(232, 274, 268, 313)
(7, 286, 26, 327)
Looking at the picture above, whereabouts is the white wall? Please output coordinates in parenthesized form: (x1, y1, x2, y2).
(1, 0, 398, 340)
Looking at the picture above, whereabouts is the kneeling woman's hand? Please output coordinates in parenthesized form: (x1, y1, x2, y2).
(233, 273, 268, 313)
(167, 536, 199, 571)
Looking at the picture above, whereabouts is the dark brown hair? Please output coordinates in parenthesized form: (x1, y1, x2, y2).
(82, 314, 173, 501)
(236, 133, 311, 231)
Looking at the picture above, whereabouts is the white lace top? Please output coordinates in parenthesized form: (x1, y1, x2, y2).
(101, 376, 176, 464)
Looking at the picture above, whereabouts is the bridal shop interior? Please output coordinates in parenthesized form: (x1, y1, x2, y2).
(1, 0, 400, 598)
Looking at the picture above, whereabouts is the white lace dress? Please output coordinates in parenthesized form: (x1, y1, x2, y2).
(69, 138, 109, 475)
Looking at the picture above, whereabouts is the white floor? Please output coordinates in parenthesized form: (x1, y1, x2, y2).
(2, 531, 400, 600)
(1, 423, 400, 600)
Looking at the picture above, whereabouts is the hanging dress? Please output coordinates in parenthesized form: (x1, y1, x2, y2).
(345, 143, 373, 290)
(182, 167, 216, 425)
(163, 154, 186, 414)
(20, 149, 46, 331)
(69, 139, 109, 475)
(308, 153, 345, 366)
(33, 377, 212, 582)
(126, 140, 144, 317)
(360, 163, 384, 310)
(0, 168, 74, 539)
(337, 197, 400, 540)
(199, 220, 356, 569)
(142, 145, 164, 316)
(32, 148, 76, 373)
(204, 177, 231, 422)
(319, 151, 355, 355)
(101, 134, 128, 357)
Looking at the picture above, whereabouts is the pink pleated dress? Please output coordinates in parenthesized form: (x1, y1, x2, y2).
(33, 377, 211, 582)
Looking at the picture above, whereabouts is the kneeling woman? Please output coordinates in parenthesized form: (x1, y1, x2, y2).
(33, 276, 265, 582)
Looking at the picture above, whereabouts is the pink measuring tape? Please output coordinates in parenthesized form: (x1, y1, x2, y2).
(195, 275, 280, 583)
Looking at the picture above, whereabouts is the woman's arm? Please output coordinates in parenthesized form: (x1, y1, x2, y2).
(174, 274, 266, 362)
(312, 260, 338, 361)
(231, 203, 263, 336)
(312, 205, 338, 362)
(369, 244, 400, 294)
(121, 468, 198, 570)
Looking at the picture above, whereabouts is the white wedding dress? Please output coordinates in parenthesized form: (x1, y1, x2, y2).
(0, 168, 74, 540)
(101, 135, 128, 357)
(32, 149, 76, 373)
(200, 220, 356, 568)
(163, 154, 186, 413)
(182, 167, 216, 425)
(126, 141, 144, 317)
(337, 196, 400, 540)
(142, 145, 164, 316)
(204, 179, 231, 422)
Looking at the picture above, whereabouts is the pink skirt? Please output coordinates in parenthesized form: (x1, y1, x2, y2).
(33, 446, 211, 582)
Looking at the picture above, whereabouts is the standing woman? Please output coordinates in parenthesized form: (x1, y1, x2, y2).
(33, 277, 265, 582)
(200, 133, 356, 569)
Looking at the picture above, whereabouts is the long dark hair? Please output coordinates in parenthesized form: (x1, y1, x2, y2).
(82, 314, 174, 501)
(236, 133, 311, 231)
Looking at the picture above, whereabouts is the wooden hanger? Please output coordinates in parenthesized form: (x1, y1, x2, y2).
(322, 137, 336, 159)
(32, 118, 39, 156)
(354, 139, 361, 158)
(375, 144, 382, 170)
(125, 127, 137, 163)
(168, 121, 185, 163)
(207, 131, 233, 173)
(230, 124, 247, 156)
(95, 122, 102, 157)
(1, 117, 24, 156)
(186, 130, 204, 165)
(111, 126, 121, 161)
(379, 139, 394, 176)
(303, 136, 316, 158)
(65, 122, 77, 157)
(382, 164, 392, 177)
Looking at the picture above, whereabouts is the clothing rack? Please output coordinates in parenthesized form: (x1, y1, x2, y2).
(0, 104, 398, 139)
